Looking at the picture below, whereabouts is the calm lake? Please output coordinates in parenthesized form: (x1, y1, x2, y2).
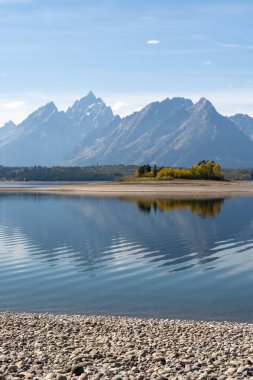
(0, 193, 253, 322)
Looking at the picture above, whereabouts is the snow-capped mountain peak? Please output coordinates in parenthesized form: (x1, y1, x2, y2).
(66, 91, 115, 132)
(0, 93, 253, 168)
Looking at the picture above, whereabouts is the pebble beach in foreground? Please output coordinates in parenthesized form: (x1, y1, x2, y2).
(0, 313, 253, 380)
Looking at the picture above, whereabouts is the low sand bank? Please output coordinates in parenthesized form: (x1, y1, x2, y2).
(0, 312, 252, 379)
(1, 180, 253, 198)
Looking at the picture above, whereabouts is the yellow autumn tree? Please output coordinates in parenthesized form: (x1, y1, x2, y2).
(156, 160, 223, 180)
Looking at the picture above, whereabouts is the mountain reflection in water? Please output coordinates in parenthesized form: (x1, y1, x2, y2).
(0, 193, 253, 321)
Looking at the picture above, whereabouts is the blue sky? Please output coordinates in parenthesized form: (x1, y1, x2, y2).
(0, 0, 253, 124)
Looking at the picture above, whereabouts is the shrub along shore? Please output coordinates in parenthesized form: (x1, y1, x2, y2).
(0, 312, 253, 380)
(134, 161, 224, 181)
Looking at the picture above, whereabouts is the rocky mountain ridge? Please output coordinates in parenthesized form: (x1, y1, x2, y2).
(1, 91, 253, 167)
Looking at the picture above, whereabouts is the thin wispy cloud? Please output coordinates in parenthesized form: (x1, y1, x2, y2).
(218, 42, 253, 49)
(204, 61, 212, 65)
(147, 40, 160, 45)
(4, 101, 25, 109)
(111, 101, 128, 112)
(0, 98, 28, 125)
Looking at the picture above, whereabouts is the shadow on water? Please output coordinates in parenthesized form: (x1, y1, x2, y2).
(0, 193, 253, 321)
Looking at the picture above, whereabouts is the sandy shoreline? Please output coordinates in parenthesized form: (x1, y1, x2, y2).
(1, 180, 253, 199)
(0, 312, 253, 379)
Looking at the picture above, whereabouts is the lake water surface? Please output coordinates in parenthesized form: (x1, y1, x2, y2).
(0, 194, 253, 322)
(0, 182, 92, 188)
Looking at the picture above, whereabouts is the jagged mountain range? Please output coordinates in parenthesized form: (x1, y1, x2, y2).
(1, 91, 253, 168)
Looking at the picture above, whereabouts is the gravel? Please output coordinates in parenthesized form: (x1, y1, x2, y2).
(0, 312, 253, 379)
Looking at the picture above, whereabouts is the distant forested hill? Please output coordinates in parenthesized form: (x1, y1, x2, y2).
(0, 165, 137, 181)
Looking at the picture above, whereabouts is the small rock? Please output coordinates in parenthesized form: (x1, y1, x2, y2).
(57, 375, 67, 380)
(44, 373, 57, 379)
(78, 374, 89, 380)
(71, 364, 84, 376)
(225, 367, 237, 376)
(8, 364, 18, 373)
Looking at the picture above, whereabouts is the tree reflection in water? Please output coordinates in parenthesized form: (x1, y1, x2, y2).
(123, 198, 224, 218)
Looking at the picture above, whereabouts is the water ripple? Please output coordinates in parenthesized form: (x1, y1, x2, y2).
(0, 194, 253, 321)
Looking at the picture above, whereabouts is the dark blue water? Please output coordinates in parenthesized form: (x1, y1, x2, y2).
(0, 194, 253, 322)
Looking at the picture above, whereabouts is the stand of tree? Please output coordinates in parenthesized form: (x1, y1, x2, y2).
(2, 163, 252, 182)
(0, 165, 137, 181)
(135, 161, 224, 180)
